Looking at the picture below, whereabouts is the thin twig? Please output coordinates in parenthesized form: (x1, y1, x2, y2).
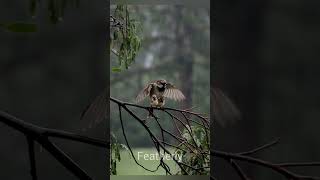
(238, 138, 280, 156)
(118, 105, 162, 173)
(111, 98, 190, 174)
(26, 136, 37, 180)
(111, 48, 119, 56)
(212, 150, 320, 180)
(229, 160, 250, 180)
(277, 162, 320, 168)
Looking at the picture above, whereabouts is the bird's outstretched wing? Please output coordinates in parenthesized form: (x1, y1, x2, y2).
(80, 89, 108, 128)
(136, 83, 153, 103)
(163, 83, 185, 101)
(212, 87, 241, 127)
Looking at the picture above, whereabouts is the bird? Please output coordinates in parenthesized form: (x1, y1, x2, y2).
(136, 79, 185, 103)
(136, 79, 185, 117)
(80, 81, 240, 128)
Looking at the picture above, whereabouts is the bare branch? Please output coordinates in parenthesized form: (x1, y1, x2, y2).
(0, 110, 107, 179)
(212, 149, 320, 180)
(2, 96, 320, 179)
(229, 160, 250, 180)
(238, 138, 280, 156)
(26, 136, 37, 180)
(277, 162, 320, 168)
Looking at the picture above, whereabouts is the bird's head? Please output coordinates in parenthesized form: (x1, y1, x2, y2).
(156, 79, 167, 88)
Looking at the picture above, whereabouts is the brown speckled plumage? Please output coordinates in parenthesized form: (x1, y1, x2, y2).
(136, 79, 185, 105)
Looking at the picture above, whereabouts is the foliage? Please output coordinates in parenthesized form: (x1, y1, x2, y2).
(110, 132, 128, 175)
(175, 125, 210, 175)
(110, 5, 142, 72)
(109, 5, 142, 175)
(3, 2, 142, 71)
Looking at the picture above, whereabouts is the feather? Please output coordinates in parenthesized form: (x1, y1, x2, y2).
(164, 82, 185, 101)
(212, 88, 241, 127)
(136, 83, 152, 103)
(80, 89, 108, 128)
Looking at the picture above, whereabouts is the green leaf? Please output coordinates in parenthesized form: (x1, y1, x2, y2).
(1, 23, 37, 32)
(111, 160, 117, 175)
(112, 67, 122, 72)
(115, 144, 121, 161)
(113, 31, 118, 40)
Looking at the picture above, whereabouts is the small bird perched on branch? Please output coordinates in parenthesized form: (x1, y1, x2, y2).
(80, 80, 240, 128)
(136, 79, 185, 116)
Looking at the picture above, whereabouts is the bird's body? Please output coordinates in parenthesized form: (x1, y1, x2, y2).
(136, 79, 185, 105)
(136, 79, 184, 118)
(149, 83, 165, 99)
(150, 94, 165, 108)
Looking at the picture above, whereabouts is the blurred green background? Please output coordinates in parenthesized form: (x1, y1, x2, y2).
(116, 148, 179, 175)
(110, 5, 210, 175)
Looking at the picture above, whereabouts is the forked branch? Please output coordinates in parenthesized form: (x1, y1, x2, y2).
(1, 97, 320, 179)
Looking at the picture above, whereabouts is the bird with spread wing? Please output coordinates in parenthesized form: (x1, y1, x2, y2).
(80, 80, 240, 128)
(136, 79, 185, 116)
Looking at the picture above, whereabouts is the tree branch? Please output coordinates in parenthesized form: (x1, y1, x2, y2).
(26, 136, 37, 180)
(212, 149, 320, 180)
(1, 97, 320, 179)
(229, 160, 250, 180)
(110, 97, 320, 179)
(238, 138, 280, 156)
(0, 110, 108, 180)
